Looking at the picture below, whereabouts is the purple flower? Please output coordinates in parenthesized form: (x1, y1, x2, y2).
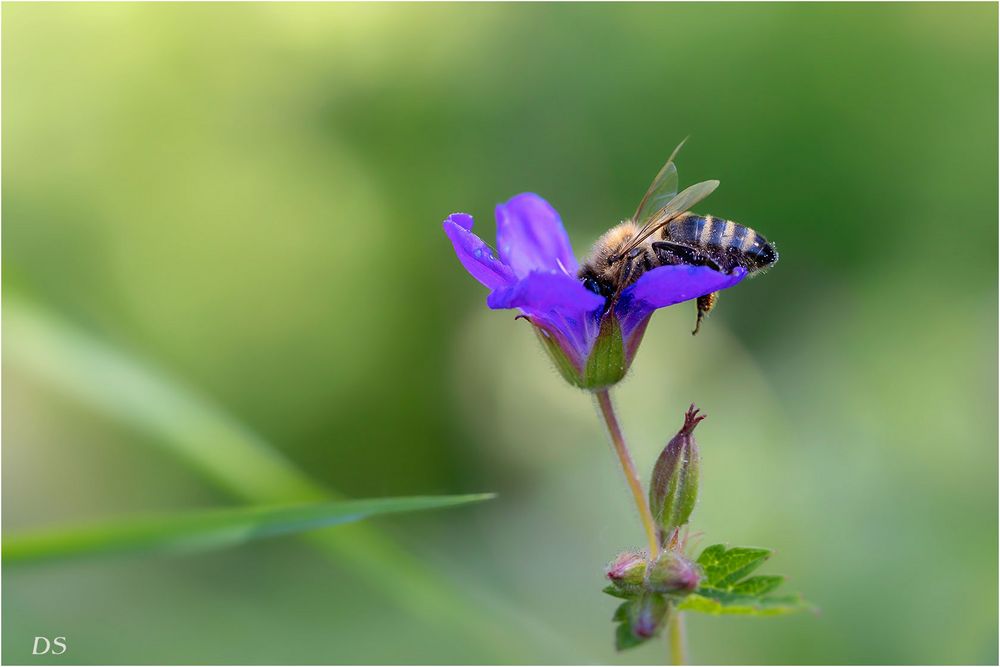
(443, 193, 747, 389)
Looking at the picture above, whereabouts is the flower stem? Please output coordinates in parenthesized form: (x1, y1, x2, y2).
(594, 389, 660, 560)
(668, 609, 685, 665)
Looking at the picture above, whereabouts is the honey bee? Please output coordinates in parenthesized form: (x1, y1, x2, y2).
(579, 140, 777, 334)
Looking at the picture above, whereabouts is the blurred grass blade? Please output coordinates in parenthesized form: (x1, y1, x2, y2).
(5, 293, 330, 502)
(4, 495, 494, 566)
(4, 293, 584, 661)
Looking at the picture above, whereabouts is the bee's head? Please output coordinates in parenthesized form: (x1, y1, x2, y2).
(579, 267, 615, 299)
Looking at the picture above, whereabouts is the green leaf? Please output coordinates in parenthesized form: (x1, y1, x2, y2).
(697, 544, 772, 588)
(731, 575, 784, 596)
(681, 544, 814, 617)
(677, 591, 809, 616)
(4, 495, 495, 566)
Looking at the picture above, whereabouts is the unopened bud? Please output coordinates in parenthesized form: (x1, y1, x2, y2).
(605, 551, 646, 592)
(646, 551, 701, 593)
(630, 592, 669, 639)
(649, 405, 704, 535)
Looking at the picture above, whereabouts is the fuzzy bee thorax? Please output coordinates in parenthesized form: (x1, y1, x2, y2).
(580, 220, 641, 276)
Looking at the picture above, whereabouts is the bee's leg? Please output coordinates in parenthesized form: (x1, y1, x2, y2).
(651, 241, 722, 272)
(619, 247, 651, 287)
(693, 292, 718, 336)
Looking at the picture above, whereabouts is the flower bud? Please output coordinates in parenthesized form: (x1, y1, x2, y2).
(605, 551, 646, 592)
(629, 592, 669, 639)
(649, 405, 704, 535)
(646, 551, 701, 593)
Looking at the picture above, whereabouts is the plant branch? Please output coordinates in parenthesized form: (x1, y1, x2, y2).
(594, 389, 660, 560)
(668, 609, 685, 665)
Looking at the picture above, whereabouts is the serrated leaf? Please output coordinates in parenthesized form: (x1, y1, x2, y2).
(697, 544, 772, 588)
(696, 543, 726, 565)
(4, 495, 494, 566)
(677, 590, 809, 616)
(731, 575, 784, 596)
(683, 544, 812, 617)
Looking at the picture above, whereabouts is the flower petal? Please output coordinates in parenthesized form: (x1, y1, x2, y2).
(623, 265, 748, 309)
(443, 213, 516, 290)
(487, 271, 603, 313)
(448, 212, 474, 231)
(616, 265, 748, 339)
(495, 193, 579, 278)
(487, 271, 604, 364)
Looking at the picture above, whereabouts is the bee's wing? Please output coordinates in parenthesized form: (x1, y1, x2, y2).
(632, 139, 684, 227)
(617, 179, 720, 260)
(644, 179, 720, 229)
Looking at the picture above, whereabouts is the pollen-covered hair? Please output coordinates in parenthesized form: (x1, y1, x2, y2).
(578, 220, 641, 280)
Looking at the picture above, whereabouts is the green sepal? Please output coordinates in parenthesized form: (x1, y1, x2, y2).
(646, 550, 700, 593)
(532, 325, 585, 388)
(529, 312, 627, 390)
(603, 584, 634, 600)
(583, 314, 625, 390)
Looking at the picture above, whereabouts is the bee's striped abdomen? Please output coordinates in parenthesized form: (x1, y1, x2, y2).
(665, 213, 777, 273)
(674, 214, 705, 243)
(738, 227, 777, 270)
(703, 216, 727, 248)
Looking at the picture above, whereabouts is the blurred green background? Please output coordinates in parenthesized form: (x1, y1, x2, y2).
(3, 3, 997, 664)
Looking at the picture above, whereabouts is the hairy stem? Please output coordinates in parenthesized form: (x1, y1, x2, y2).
(668, 609, 685, 665)
(594, 389, 660, 560)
